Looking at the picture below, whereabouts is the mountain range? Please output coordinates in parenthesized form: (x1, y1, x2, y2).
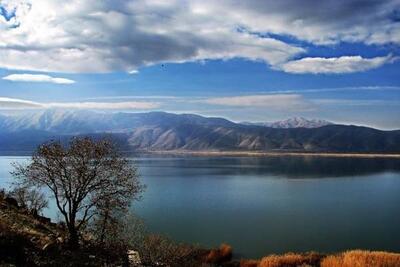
(0, 110, 399, 153)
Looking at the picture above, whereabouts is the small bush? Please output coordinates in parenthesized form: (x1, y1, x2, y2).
(258, 252, 323, 267)
(139, 234, 202, 267)
(205, 243, 233, 264)
(321, 250, 400, 267)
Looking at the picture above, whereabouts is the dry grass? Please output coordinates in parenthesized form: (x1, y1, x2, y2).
(258, 252, 323, 267)
(250, 250, 400, 267)
(321, 250, 400, 267)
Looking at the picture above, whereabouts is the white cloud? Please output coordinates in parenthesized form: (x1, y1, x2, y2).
(313, 99, 400, 106)
(2, 74, 75, 84)
(46, 101, 159, 110)
(279, 55, 396, 74)
(0, 97, 159, 110)
(1, 0, 397, 74)
(0, 0, 305, 73)
(0, 97, 42, 109)
(202, 94, 313, 111)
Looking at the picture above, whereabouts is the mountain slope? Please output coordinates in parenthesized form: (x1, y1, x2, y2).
(123, 123, 400, 152)
(0, 110, 236, 134)
(0, 110, 399, 153)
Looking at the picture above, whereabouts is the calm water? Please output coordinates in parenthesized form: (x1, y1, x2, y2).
(1, 156, 400, 258)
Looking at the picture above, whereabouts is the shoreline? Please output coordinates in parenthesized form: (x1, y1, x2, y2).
(1, 150, 400, 159)
(141, 150, 400, 158)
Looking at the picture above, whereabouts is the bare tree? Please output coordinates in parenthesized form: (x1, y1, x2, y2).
(9, 186, 48, 214)
(12, 137, 143, 249)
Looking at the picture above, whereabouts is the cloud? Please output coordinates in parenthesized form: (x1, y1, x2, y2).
(1, 0, 397, 74)
(0, 97, 159, 110)
(267, 86, 400, 94)
(0, 97, 42, 109)
(279, 55, 396, 74)
(2, 73, 75, 84)
(313, 98, 400, 106)
(0, 0, 304, 73)
(46, 101, 159, 110)
(202, 94, 313, 111)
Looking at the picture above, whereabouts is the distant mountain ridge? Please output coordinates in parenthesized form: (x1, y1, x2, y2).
(0, 110, 399, 153)
(0, 110, 235, 134)
(241, 117, 333, 128)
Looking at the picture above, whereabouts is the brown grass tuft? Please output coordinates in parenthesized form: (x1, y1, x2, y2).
(321, 250, 400, 267)
(258, 252, 323, 267)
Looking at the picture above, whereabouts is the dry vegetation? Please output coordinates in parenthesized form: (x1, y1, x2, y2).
(256, 252, 323, 267)
(239, 250, 400, 267)
(321, 250, 400, 267)
(205, 243, 233, 264)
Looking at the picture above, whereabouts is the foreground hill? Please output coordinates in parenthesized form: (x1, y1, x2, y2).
(0, 110, 399, 153)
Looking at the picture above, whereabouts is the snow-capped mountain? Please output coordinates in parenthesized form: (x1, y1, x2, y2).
(242, 117, 333, 128)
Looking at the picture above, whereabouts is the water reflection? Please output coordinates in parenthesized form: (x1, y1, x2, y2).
(134, 156, 400, 179)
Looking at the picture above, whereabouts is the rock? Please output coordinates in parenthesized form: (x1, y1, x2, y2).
(127, 250, 141, 266)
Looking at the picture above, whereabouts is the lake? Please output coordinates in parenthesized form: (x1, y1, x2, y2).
(1, 156, 400, 259)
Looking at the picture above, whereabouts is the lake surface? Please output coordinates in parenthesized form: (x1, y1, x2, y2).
(1, 156, 400, 258)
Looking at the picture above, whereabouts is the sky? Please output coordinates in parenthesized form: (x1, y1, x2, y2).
(0, 0, 399, 129)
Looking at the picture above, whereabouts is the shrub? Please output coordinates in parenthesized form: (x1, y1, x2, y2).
(205, 243, 233, 264)
(139, 234, 202, 266)
(321, 250, 400, 267)
(258, 252, 323, 267)
(8, 186, 48, 214)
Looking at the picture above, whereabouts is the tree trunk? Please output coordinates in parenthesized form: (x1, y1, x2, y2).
(68, 225, 79, 250)
(99, 210, 109, 244)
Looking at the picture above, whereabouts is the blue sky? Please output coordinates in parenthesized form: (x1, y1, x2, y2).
(0, 0, 399, 129)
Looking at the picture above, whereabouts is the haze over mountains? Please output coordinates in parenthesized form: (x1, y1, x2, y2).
(0, 110, 399, 153)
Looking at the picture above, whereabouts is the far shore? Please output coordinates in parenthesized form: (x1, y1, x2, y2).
(142, 150, 400, 158)
(2, 150, 400, 159)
